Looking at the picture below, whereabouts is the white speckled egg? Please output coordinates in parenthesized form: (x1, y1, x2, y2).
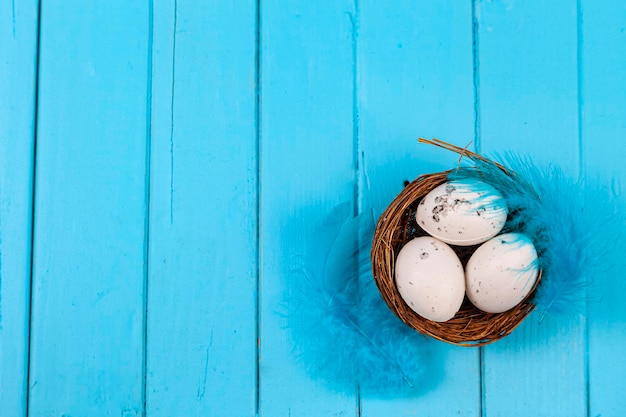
(466, 233, 539, 314)
(415, 179, 508, 246)
(395, 236, 465, 322)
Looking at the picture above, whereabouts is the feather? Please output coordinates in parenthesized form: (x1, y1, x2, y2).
(287, 203, 437, 397)
(285, 143, 623, 394)
(449, 154, 625, 317)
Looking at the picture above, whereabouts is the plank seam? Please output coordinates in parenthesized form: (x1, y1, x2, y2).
(350, 1, 362, 415)
(25, 0, 42, 414)
(255, 0, 262, 416)
(11, 0, 16, 38)
(0, 163, 2, 330)
(351, 0, 360, 217)
(479, 345, 486, 417)
(169, 0, 178, 225)
(471, 0, 481, 153)
(576, 1, 590, 417)
(576, 0, 585, 179)
(472, 1, 485, 416)
(142, 1, 155, 415)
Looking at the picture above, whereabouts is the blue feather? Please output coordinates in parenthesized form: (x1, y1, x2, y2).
(449, 154, 625, 318)
(287, 203, 437, 397)
(285, 146, 623, 394)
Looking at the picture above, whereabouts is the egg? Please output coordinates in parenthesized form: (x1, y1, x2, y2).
(465, 233, 539, 314)
(415, 179, 508, 246)
(395, 236, 465, 322)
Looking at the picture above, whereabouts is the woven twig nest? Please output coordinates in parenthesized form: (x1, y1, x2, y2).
(371, 140, 542, 346)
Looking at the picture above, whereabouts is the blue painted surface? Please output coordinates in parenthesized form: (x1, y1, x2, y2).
(0, 1, 38, 415)
(478, 2, 586, 416)
(358, 2, 481, 416)
(260, 2, 357, 415)
(146, 1, 258, 415)
(583, 1, 626, 415)
(0, 1, 625, 416)
(27, 2, 150, 415)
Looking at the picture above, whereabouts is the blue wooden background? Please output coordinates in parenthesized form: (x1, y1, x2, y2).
(1, 0, 625, 416)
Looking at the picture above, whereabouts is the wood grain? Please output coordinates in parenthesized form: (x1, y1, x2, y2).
(477, 1, 586, 416)
(259, 1, 358, 415)
(582, 1, 626, 416)
(1, 1, 625, 415)
(0, 0, 38, 415)
(145, 0, 258, 415)
(27, 1, 151, 415)
(358, 1, 481, 416)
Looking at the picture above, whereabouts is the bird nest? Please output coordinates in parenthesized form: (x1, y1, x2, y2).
(370, 139, 542, 346)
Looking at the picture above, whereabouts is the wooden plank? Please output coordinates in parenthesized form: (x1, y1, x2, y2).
(358, 1, 481, 415)
(581, 1, 626, 416)
(145, 0, 258, 416)
(0, 0, 39, 415)
(476, 0, 580, 172)
(259, 1, 358, 415)
(27, 1, 150, 415)
(476, 1, 586, 416)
